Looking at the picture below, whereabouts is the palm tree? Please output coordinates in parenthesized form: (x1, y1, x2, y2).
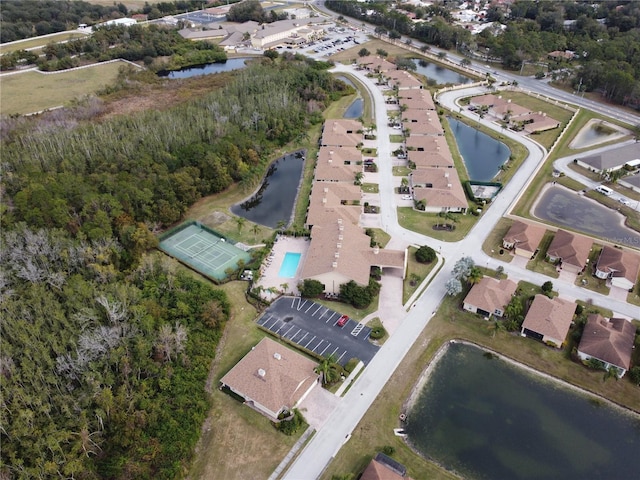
(235, 216, 246, 233)
(467, 266, 483, 285)
(276, 220, 287, 232)
(316, 355, 340, 385)
(488, 319, 505, 338)
(252, 223, 261, 241)
(280, 282, 289, 295)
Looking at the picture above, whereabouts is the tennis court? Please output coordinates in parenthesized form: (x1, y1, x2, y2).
(159, 223, 251, 281)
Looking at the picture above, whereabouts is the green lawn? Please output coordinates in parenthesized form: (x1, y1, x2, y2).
(0, 31, 89, 54)
(0, 61, 126, 115)
(526, 230, 559, 278)
(389, 134, 404, 143)
(482, 217, 514, 262)
(397, 207, 477, 242)
(403, 246, 439, 304)
(392, 166, 412, 176)
(367, 228, 391, 248)
(361, 183, 379, 193)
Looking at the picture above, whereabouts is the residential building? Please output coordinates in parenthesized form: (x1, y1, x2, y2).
(306, 182, 361, 229)
(594, 245, 640, 291)
(520, 295, 575, 348)
(402, 110, 444, 136)
(576, 143, 640, 174)
(577, 314, 635, 378)
(519, 112, 560, 133)
(320, 119, 362, 147)
(469, 93, 507, 108)
(398, 90, 436, 110)
(299, 217, 405, 294)
(219, 337, 319, 421)
(502, 220, 546, 258)
(463, 277, 517, 318)
(409, 168, 468, 213)
(619, 171, 640, 194)
(491, 101, 531, 119)
(546, 230, 592, 274)
(357, 55, 395, 73)
(361, 453, 413, 480)
(385, 70, 423, 90)
(315, 146, 362, 183)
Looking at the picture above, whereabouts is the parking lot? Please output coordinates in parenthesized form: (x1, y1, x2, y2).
(298, 26, 369, 58)
(257, 296, 379, 366)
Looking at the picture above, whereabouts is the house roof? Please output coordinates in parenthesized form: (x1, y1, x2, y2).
(577, 143, 640, 171)
(464, 277, 517, 314)
(357, 55, 396, 72)
(596, 245, 640, 283)
(547, 230, 592, 269)
(410, 167, 468, 209)
(315, 146, 362, 182)
(321, 120, 362, 147)
(403, 110, 444, 135)
(361, 454, 410, 480)
(398, 90, 436, 110)
(300, 215, 404, 286)
(503, 220, 546, 252)
(406, 135, 449, 152)
(306, 182, 361, 227)
(386, 70, 423, 89)
(492, 101, 531, 117)
(520, 113, 560, 133)
(469, 93, 507, 107)
(578, 314, 635, 371)
(409, 150, 454, 169)
(220, 337, 318, 415)
(522, 295, 575, 342)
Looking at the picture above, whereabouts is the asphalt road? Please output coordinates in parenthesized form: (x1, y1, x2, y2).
(281, 61, 640, 479)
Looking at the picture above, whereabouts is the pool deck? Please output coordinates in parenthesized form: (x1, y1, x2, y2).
(255, 235, 310, 301)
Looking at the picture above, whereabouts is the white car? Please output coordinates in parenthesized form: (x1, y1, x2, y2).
(401, 195, 413, 200)
(618, 197, 630, 206)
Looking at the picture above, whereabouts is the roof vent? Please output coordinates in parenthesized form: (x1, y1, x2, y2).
(273, 353, 281, 360)
(338, 235, 343, 241)
(332, 261, 338, 268)
(373, 245, 380, 254)
(322, 198, 327, 204)
(337, 218, 343, 224)
(447, 183, 452, 188)
(257, 368, 266, 378)
(339, 225, 344, 231)
(444, 171, 449, 178)
(334, 252, 340, 258)
(329, 150, 334, 155)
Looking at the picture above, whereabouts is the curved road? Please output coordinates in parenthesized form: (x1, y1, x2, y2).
(281, 63, 639, 480)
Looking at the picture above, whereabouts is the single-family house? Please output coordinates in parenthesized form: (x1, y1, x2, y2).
(576, 143, 640, 174)
(219, 337, 319, 421)
(546, 230, 592, 274)
(502, 220, 546, 258)
(619, 171, 640, 194)
(402, 110, 444, 136)
(361, 453, 413, 480)
(491, 101, 531, 120)
(320, 119, 362, 147)
(357, 55, 395, 73)
(300, 216, 405, 293)
(398, 90, 436, 110)
(547, 50, 576, 61)
(409, 168, 468, 213)
(520, 295, 575, 347)
(577, 314, 635, 378)
(594, 245, 640, 291)
(385, 70, 423, 90)
(469, 93, 507, 109)
(519, 112, 560, 133)
(463, 277, 517, 318)
(315, 146, 362, 183)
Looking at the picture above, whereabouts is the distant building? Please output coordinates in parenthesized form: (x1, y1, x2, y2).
(577, 314, 635, 378)
(575, 143, 640, 174)
(94, 17, 137, 30)
(521, 295, 575, 348)
(463, 277, 517, 318)
(250, 18, 323, 49)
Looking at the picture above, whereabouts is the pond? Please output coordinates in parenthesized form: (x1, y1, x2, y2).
(533, 184, 640, 247)
(230, 151, 305, 229)
(448, 117, 510, 182)
(158, 58, 250, 79)
(412, 59, 472, 85)
(344, 98, 363, 118)
(569, 119, 629, 150)
(405, 342, 640, 480)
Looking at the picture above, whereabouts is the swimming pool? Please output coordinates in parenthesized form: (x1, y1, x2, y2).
(279, 252, 302, 278)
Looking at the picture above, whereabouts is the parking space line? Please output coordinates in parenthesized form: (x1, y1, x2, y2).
(304, 336, 316, 348)
(326, 312, 338, 324)
(296, 300, 308, 311)
(275, 323, 287, 334)
(329, 346, 339, 358)
(305, 303, 315, 313)
(318, 308, 329, 319)
(289, 328, 302, 341)
(268, 318, 279, 330)
(258, 314, 271, 325)
(313, 339, 324, 352)
(298, 332, 308, 344)
(336, 351, 347, 363)
(312, 305, 323, 316)
(290, 297, 299, 309)
(283, 325, 295, 337)
(319, 343, 331, 356)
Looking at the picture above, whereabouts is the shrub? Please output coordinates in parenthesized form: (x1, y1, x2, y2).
(277, 409, 305, 435)
(370, 326, 386, 340)
(382, 445, 395, 455)
(298, 279, 324, 297)
(415, 245, 436, 263)
(344, 358, 359, 373)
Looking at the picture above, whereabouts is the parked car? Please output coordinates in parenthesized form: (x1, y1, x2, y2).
(401, 195, 413, 200)
(337, 315, 349, 327)
(618, 197, 630, 206)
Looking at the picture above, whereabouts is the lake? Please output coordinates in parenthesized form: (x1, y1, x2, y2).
(448, 117, 510, 182)
(158, 58, 249, 79)
(533, 185, 640, 247)
(405, 342, 640, 480)
(412, 59, 472, 85)
(230, 151, 305, 229)
(344, 98, 363, 118)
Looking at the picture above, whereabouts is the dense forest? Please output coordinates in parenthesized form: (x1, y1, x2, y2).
(327, 0, 640, 107)
(0, 24, 227, 73)
(0, 55, 349, 478)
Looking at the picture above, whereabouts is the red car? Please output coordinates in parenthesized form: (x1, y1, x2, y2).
(337, 315, 349, 327)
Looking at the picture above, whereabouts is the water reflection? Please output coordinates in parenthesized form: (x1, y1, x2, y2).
(231, 151, 305, 229)
(344, 98, 363, 118)
(158, 58, 249, 79)
(412, 59, 472, 85)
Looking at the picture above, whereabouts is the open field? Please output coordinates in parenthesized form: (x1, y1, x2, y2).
(321, 291, 640, 480)
(397, 207, 477, 242)
(0, 61, 126, 115)
(0, 31, 89, 54)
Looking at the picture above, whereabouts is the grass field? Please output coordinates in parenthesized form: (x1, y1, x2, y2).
(0, 61, 126, 115)
(397, 207, 477, 242)
(0, 31, 89, 54)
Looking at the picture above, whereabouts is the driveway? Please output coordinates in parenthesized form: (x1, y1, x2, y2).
(296, 384, 341, 430)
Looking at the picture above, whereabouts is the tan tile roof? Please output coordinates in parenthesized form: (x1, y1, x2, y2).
(300, 215, 405, 286)
(596, 246, 640, 283)
(315, 146, 362, 182)
(357, 55, 396, 72)
(360, 458, 407, 480)
(578, 314, 635, 371)
(385, 70, 423, 89)
(492, 102, 531, 118)
(503, 221, 546, 253)
(464, 277, 517, 314)
(406, 135, 449, 152)
(547, 230, 592, 269)
(409, 150, 454, 169)
(307, 182, 361, 227)
(321, 120, 362, 147)
(398, 90, 435, 110)
(410, 168, 468, 210)
(522, 295, 575, 343)
(220, 337, 318, 416)
(520, 112, 560, 133)
(403, 110, 444, 136)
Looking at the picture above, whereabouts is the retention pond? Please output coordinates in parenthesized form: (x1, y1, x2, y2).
(405, 342, 640, 480)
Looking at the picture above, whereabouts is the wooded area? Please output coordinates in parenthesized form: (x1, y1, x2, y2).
(0, 55, 349, 478)
(327, 0, 640, 108)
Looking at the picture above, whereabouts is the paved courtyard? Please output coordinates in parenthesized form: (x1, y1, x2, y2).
(254, 235, 310, 301)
